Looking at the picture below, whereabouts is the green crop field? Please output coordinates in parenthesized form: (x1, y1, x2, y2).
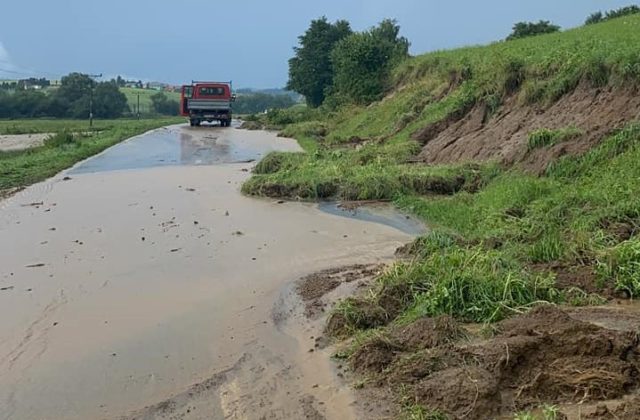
(121, 87, 181, 114)
(243, 12, 640, 349)
(0, 117, 182, 195)
(0, 119, 124, 134)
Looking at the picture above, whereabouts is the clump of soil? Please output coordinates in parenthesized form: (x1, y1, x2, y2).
(326, 298, 390, 337)
(600, 217, 639, 242)
(585, 395, 640, 419)
(326, 281, 413, 337)
(297, 264, 383, 319)
(350, 315, 465, 375)
(415, 366, 501, 419)
(351, 337, 404, 374)
(239, 120, 263, 130)
(531, 261, 603, 295)
(349, 305, 640, 419)
(391, 316, 465, 350)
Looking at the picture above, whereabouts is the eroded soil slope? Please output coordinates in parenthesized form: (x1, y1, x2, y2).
(415, 84, 640, 173)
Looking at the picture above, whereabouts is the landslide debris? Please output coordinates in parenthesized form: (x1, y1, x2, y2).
(345, 305, 640, 419)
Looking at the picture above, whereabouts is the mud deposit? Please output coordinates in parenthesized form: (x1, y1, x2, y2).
(343, 304, 640, 419)
(0, 124, 413, 419)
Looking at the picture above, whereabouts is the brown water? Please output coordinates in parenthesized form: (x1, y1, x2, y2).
(0, 125, 415, 419)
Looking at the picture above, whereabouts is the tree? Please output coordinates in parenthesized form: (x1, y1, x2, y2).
(150, 92, 179, 115)
(287, 17, 352, 107)
(330, 19, 410, 105)
(93, 82, 128, 118)
(506, 20, 560, 41)
(56, 73, 95, 103)
(585, 11, 603, 25)
(55, 73, 95, 118)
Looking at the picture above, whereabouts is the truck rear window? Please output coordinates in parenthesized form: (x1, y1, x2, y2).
(199, 87, 226, 96)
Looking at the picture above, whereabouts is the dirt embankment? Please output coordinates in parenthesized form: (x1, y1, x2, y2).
(414, 83, 640, 173)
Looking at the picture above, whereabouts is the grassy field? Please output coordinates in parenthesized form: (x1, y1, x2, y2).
(0, 117, 182, 193)
(121, 87, 181, 114)
(242, 15, 640, 414)
(0, 119, 127, 134)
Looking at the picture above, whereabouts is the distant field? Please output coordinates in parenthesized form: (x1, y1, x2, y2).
(121, 88, 181, 114)
(0, 117, 183, 194)
(0, 117, 184, 135)
(0, 119, 120, 134)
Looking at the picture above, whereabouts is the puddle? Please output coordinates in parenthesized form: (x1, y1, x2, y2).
(318, 202, 426, 236)
(70, 123, 297, 174)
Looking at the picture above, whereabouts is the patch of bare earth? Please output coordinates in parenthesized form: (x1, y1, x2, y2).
(297, 264, 384, 319)
(0, 133, 52, 151)
(414, 83, 640, 173)
(342, 305, 640, 419)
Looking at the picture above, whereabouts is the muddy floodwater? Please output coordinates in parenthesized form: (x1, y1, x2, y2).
(0, 124, 416, 419)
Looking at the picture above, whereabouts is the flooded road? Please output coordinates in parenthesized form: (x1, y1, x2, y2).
(0, 124, 414, 419)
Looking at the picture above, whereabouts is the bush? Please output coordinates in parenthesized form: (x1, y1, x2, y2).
(506, 21, 560, 41)
(43, 131, 79, 148)
(597, 239, 640, 296)
(586, 5, 640, 25)
(330, 19, 410, 105)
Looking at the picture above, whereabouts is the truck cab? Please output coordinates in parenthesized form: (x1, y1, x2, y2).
(180, 82, 235, 127)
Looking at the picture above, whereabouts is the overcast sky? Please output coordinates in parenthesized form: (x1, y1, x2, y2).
(0, 0, 635, 88)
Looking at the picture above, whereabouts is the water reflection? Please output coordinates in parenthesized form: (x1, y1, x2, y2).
(318, 202, 426, 236)
(71, 124, 258, 174)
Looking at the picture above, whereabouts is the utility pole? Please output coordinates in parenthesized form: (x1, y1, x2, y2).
(87, 73, 102, 128)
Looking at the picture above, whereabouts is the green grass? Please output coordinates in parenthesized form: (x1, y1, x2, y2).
(0, 119, 122, 134)
(237, 15, 640, 419)
(242, 14, 640, 328)
(121, 88, 180, 114)
(527, 127, 583, 150)
(0, 117, 182, 192)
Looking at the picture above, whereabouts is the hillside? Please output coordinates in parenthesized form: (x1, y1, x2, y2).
(243, 14, 640, 419)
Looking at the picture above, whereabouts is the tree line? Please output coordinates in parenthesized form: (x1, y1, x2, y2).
(0, 73, 128, 119)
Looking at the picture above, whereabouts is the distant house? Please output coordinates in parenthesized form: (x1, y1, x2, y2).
(18, 77, 51, 90)
(147, 82, 166, 91)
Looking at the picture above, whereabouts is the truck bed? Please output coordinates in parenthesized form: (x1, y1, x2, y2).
(187, 99, 231, 111)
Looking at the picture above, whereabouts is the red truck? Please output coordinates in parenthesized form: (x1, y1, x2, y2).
(180, 81, 235, 127)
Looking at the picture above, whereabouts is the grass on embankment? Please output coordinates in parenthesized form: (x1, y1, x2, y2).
(240, 14, 640, 419)
(0, 117, 182, 192)
(243, 14, 640, 327)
